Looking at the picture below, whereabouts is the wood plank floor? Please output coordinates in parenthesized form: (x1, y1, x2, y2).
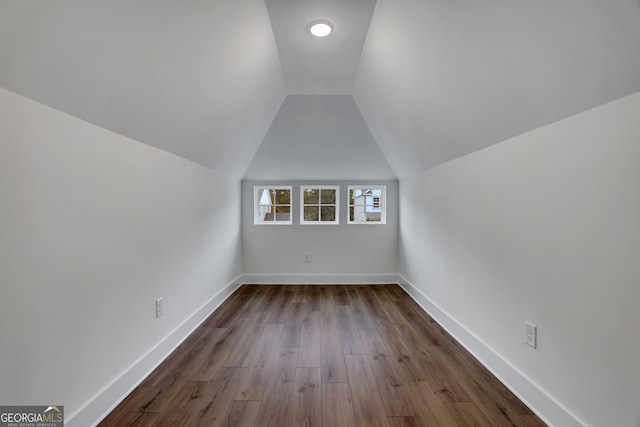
(99, 285, 546, 427)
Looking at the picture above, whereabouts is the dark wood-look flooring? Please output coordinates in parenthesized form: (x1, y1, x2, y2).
(99, 285, 546, 427)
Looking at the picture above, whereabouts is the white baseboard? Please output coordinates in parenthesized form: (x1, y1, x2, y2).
(241, 273, 398, 285)
(397, 275, 586, 427)
(66, 276, 244, 427)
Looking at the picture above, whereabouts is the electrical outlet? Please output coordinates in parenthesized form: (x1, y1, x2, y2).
(525, 321, 537, 349)
(304, 252, 311, 263)
(156, 298, 164, 318)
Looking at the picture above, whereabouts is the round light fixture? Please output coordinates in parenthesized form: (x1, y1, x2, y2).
(309, 20, 334, 37)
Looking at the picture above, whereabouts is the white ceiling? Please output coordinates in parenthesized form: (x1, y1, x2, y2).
(0, 0, 285, 178)
(264, 0, 376, 95)
(1, 0, 639, 179)
(353, 0, 640, 176)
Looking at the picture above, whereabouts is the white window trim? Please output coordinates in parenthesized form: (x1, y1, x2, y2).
(300, 185, 340, 225)
(347, 185, 387, 225)
(254, 186, 293, 225)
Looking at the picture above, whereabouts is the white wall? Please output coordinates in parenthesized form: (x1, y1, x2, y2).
(0, 87, 243, 426)
(242, 180, 398, 283)
(399, 92, 640, 427)
(244, 95, 396, 182)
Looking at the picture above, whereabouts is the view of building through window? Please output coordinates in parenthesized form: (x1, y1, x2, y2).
(254, 186, 292, 224)
(348, 186, 386, 224)
(253, 185, 385, 225)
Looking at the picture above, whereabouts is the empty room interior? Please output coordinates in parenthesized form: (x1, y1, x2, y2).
(1, 0, 640, 426)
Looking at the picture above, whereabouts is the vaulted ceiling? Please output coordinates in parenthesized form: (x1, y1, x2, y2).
(245, 95, 395, 181)
(1, 0, 639, 180)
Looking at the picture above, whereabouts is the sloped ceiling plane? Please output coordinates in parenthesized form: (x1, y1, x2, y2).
(1, 0, 639, 179)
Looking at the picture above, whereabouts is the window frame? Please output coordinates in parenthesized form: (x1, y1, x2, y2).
(299, 185, 340, 225)
(253, 186, 293, 225)
(347, 185, 387, 225)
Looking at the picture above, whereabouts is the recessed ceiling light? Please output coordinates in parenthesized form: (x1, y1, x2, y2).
(309, 20, 333, 37)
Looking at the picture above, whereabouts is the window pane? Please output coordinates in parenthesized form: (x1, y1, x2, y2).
(347, 185, 385, 224)
(321, 189, 336, 204)
(351, 189, 366, 205)
(321, 206, 336, 221)
(259, 204, 275, 222)
(304, 206, 319, 221)
(366, 213, 381, 222)
(261, 189, 273, 205)
(274, 189, 290, 204)
(352, 206, 367, 223)
(275, 205, 291, 222)
(300, 185, 339, 224)
(255, 186, 292, 225)
(304, 189, 319, 204)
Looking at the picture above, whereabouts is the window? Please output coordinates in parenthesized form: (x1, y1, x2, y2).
(300, 185, 339, 224)
(348, 185, 386, 224)
(254, 186, 292, 225)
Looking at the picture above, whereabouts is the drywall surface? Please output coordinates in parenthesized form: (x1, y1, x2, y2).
(354, 0, 640, 177)
(399, 92, 640, 426)
(0, 87, 242, 424)
(0, 0, 285, 177)
(244, 95, 396, 181)
(242, 180, 398, 281)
